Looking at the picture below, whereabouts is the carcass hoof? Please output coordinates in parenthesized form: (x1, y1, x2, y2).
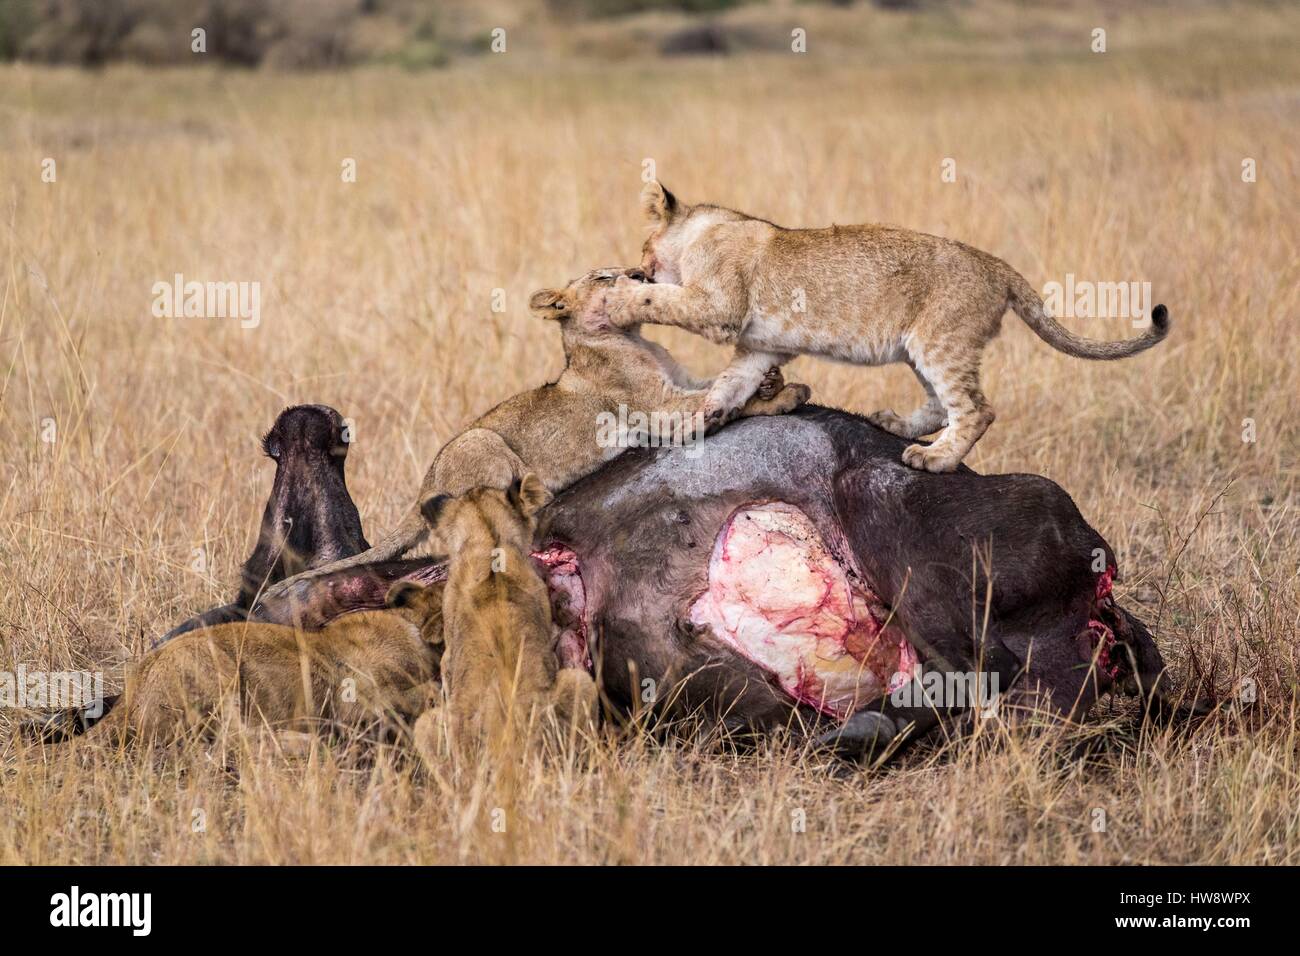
(812, 709, 899, 761)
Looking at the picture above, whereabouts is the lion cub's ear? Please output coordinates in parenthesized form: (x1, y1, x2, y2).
(420, 493, 452, 531)
(385, 581, 444, 640)
(529, 289, 569, 319)
(509, 472, 552, 518)
(385, 580, 425, 609)
(641, 180, 679, 224)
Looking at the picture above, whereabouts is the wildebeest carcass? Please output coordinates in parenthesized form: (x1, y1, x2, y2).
(32, 403, 1191, 757)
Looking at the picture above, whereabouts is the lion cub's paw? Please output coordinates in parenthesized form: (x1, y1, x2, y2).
(609, 279, 653, 326)
(733, 382, 810, 422)
(902, 443, 960, 473)
(702, 401, 740, 433)
(772, 382, 811, 413)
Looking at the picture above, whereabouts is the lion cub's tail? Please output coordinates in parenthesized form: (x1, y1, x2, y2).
(1004, 268, 1170, 360)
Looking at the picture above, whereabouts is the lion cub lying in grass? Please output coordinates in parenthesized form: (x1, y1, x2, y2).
(87, 581, 444, 746)
(413, 476, 597, 757)
(263, 267, 808, 603)
(608, 180, 1170, 473)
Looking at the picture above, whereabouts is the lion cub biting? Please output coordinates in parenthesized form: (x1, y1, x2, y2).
(88, 581, 444, 745)
(609, 181, 1170, 473)
(412, 476, 597, 755)
(263, 267, 809, 602)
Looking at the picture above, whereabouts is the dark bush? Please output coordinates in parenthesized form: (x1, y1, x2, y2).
(19, 0, 143, 65)
(659, 22, 729, 56)
(0, 0, 38, 60)
(547, 0, 747, 18)
(12, 0, 368, 68)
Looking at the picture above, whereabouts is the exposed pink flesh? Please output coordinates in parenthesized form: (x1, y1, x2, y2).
(532, 546, 592, 672)
(1084, 564, 1120, 679)
(689, 502, 919, 719)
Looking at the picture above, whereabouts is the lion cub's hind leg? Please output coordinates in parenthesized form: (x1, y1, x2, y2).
(899, 348, 995, 473)
(867, 363, 948, 440)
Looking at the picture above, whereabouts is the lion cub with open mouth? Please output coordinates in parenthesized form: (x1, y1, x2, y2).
(608, 181, 1170, 472)
(412, 475, 597, 756)
(262, 267, 808, 604)
(86, 581, 444, 746)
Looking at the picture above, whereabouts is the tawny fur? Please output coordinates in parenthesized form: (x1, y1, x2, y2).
(608, 180, 1170, 472)
(264, 268, 808, 599)
(87, 581, 444, 746)
(411, 477, 597, 758)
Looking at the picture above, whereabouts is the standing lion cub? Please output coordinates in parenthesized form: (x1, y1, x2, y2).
(608, 181, 1170, 472)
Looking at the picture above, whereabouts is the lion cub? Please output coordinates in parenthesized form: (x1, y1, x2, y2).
(263, 267, 809, 602)
(88, 581, 444, 745)
(608, 181, 1170, 472)
(412, 476, 596, 755)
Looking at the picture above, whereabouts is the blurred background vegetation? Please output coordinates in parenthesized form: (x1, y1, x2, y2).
(0, 0, 1266, 71)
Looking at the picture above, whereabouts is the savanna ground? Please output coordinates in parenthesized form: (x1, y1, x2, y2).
(0, 0, 1297, 864)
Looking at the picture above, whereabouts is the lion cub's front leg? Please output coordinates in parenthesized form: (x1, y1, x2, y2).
(702, 364, 811, 433)
(698, 347, 794, 430)
(665, 366, 809, 444)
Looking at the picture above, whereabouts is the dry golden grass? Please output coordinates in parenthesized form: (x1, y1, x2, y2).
(0, 1, 1297, 864)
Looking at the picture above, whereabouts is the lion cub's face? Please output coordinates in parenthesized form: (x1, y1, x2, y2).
(528, 267, 649, 337)
(420, 474, 552, 560)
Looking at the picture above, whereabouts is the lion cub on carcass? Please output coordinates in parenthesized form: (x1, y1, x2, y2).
(412, 476, 596, 756)
(262, 267, 809, 603)
(608, 181, 1170, 473)
(87, 581, 444, 745)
